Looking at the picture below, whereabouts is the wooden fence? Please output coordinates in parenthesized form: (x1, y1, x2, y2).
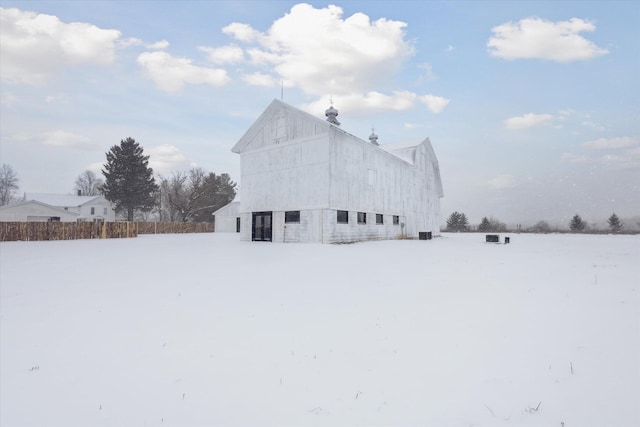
(0, 222, 137, 242)
(136, 222, 214, 234)
(0, 221, 214, 242)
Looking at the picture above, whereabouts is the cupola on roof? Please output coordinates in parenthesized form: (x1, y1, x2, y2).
(325, 103, 341, 126)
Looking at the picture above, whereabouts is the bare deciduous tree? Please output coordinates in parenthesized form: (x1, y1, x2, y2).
(158, 168, 236, 222)
(74, 170, 104, 196)
(0, 164, 20, 206)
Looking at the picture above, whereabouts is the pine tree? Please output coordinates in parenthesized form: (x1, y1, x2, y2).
(459, 213, 470, 231)
(569, 214, 586, 232)
(607, 213, 623, 233)
(102, 137, 159, 221)
(446, 211, 461, 231)
(478, 217, 491, 232)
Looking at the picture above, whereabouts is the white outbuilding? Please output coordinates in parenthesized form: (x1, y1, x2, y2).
(231, 99, 443, 243)
(0, 193, 117, 222)
(212, 200, 240, 233)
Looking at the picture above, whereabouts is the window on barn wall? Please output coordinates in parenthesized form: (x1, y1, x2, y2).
(285, 211, 300, 223)
(358, 212, 366, 224)
(103, 207, 107, 215)
(376, 214, 383, 224)
(393, 215, 400, 225)
(90, 207, 95, 215)
(337, 210, 348, 224)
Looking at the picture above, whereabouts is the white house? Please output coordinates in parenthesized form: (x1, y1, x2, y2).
(0, 193, 117, 222)
(0, 200, 80, 222)
(231, 99, 443, 243)
(212, 201, 240, 233)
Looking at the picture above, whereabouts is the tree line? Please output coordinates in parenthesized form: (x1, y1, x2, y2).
(445, 211, 627, 233)
(1, 137, 236, 222)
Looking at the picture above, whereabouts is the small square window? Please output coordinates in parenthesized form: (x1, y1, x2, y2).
(337, 210, 349, 224)
(376, 214, 383, 224)
(393, 215, 399, 225)
(357, 212, 366, 224)
(285, 210, 300, 223)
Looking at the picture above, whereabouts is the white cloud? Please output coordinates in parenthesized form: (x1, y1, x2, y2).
(561, 152, 591, 164)
(119, 37, 169, 50)
(418, 94, 450, 113)
(581, 120, 605, 131)
(137, 51, 230, 93)
(199, 44, 244, 65)
(599, 149, 640, 170)
(504, 113, 553, 130)
(147, 144, 191, 175)
(242, 72, 277, 87)
(488, 174, 517, 190)
(583, 136, 638, 150)
(418, 63, 437, 81)
(300, 91, 450, 116)
(41, 130, 99, 150)
(488, 17, 609, 62)
(222, 22, 261, 43)
(0, 7, 121, 84)
(219, 4, 448, 114)
(148, 40, 169, 50)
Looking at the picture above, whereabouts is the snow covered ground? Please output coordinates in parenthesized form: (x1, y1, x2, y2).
(1, 232, 638, 427)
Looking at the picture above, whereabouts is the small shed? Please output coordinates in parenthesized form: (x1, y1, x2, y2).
(212, 201, 240, 233)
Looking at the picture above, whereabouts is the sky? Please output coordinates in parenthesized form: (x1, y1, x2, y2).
(1, 1, 639, 227)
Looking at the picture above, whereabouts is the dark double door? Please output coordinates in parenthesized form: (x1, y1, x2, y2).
(252, 211, 272, 241)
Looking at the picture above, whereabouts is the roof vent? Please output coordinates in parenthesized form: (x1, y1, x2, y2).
(325, 101, 340, 126)
(369, 128, 379, 146)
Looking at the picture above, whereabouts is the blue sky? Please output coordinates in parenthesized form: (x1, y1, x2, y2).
(1, 1, 638, 227)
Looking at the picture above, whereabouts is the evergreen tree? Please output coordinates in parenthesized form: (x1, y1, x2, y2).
(459, 213, 470, 231)
(607, 213, 623, 233)
(478, 217, 491, 232)
(191, 172, 237, 222)
(102, 137, 159, 221)
(446, 211, 461, 231)
(569, 214, 586, 232)
(478, 216, 507, 232)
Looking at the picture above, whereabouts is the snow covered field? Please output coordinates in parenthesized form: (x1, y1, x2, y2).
(1, 232, 638, 427)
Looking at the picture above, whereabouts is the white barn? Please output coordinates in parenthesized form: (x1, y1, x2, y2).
(231, 99, 443, 243)
(0, 193, 117, 222)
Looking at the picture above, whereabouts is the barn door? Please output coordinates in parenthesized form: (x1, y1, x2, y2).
(252, 211, 272, 241)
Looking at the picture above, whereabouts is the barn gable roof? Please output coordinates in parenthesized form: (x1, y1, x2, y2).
(380, 138, 444, 197)
(231, 99, 334, 154)
(230, 99, 443, 198)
